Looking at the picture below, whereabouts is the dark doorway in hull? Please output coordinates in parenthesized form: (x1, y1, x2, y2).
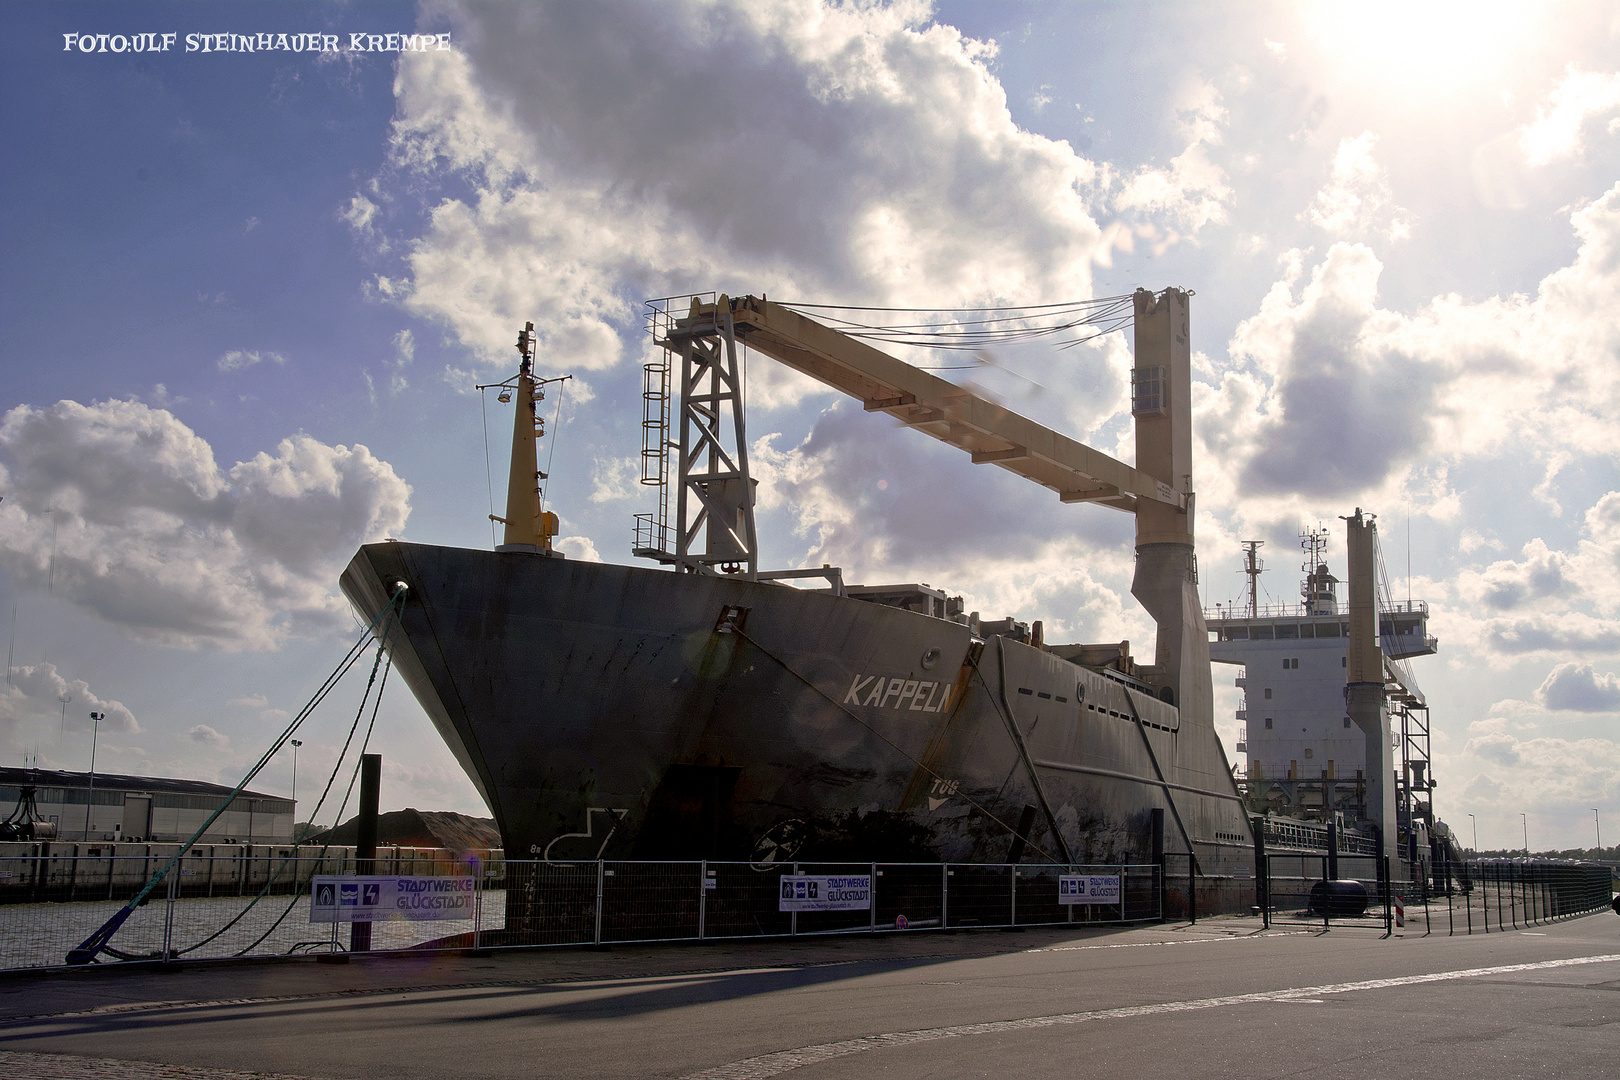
(634, 764, 743, 859)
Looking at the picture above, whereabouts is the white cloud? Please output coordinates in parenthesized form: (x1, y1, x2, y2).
(1519, 66, 1620, 166)
(383, 328, 414, 394)
(0, 399, 411, 649)
(188, 723, 228, 748)
(1303, 131, 1411, 240)
(555, 535, 602, 563)
(341, 194, 379, 235)
(393, 328, 415, 365)
(148, 383, 184, 408)
(1201, 183, 1620, 510)
(361, 0, 1113, 370)
(217, 350, 286, 373)
(1458, 724, 1620, 830)
(1439, 490, 1620, 662)
(588, 456, 639, 504)
(228, 692, 290, 722)
(1460, 538, 1572, 612)
(1112, 81, 1232, 235)
(0, 662, 138, 735)
(1536, 662, 1620, 712)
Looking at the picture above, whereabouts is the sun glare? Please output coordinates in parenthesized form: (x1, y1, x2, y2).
(1297, 0, 1541, 102)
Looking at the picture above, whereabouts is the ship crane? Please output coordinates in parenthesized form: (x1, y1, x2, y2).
(647, 289, 1208, 719)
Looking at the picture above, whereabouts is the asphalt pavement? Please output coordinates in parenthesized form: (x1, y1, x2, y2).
(1, 912, 1617, 1078)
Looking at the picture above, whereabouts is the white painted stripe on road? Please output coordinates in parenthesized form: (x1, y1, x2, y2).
(1029, 930, 1310, 954)
(682, 953, 1620, 1080)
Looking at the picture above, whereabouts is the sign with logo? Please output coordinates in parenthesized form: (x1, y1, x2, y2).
(1058, 875, 1121, 905)
(778, 874, 871, 912)
(309, 875, 475, 923)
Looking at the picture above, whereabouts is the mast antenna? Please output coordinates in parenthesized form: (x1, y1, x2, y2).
(1241, 540, 1264, 618)
(477, 322, 572, 554)
(1300, 524, 1335, 615)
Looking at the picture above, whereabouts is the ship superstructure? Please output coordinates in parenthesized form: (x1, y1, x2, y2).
(342, 289, 1260, 916)
(1207, 516, 1440, 872)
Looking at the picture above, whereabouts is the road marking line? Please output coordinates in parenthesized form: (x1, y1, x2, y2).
(682, 953, 1620, 1079)
(1029, 930, 1309, 954)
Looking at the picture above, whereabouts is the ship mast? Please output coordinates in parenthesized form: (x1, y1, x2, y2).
(1240, 540, 1264, 618)
(497, 321, 565, 554)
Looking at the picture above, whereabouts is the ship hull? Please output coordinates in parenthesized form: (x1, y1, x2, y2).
(341, 543, 1252, 883)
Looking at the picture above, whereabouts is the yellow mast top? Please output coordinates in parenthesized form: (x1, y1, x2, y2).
(500, 321, 559, 553)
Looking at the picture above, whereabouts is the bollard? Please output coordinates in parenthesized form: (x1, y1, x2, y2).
(349, 753, 381, 954)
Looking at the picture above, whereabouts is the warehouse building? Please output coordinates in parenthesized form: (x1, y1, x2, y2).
(0, 768, 293, 844)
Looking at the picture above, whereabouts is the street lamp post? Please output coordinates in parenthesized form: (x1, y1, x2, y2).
(1468, 813, 1477, 855)
(290, 739, 302, 808)
(1594, 809, 1602, 856)
(84, 712, 103, 840)
(290, 739, 302, 843)
(1520, 812, 1529, 857)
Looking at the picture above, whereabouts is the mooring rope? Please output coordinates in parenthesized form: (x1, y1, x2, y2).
(156, 620, 397, 960)
(229, 645, 394, 957)
(66, 587, 407, 965)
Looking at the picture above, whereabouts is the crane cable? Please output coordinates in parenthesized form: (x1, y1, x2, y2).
(776, 295, 1136, 352)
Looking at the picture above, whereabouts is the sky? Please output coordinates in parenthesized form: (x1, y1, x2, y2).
(2, 0, 1618, 852)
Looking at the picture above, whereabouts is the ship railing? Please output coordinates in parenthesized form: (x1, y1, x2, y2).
(631, 513, 672, 559)
(1205, 599, 1429, 622)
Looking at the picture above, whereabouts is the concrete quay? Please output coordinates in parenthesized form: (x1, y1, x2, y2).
(1, 912, 1616, 1078)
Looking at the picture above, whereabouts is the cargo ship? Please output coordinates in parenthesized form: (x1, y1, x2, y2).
(341, 290, 1255, 904)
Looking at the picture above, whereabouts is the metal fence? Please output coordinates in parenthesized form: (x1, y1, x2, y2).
(1426, 858, 1616, 935)
(1255, 854, 1614, 934)
(0, 858, 1161, 971)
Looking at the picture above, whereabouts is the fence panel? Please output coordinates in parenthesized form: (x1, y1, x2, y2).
(1260, 853, 1384, 929)
(874, 863, 945, 930)
(0, 853, 1332, 972)
(701, 861, 793, 940)
(599, 861, 699, 943)
(943, 864, 1013, 927)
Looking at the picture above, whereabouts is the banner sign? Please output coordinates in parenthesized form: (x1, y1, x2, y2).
(309, 875, 475, 923)
(778, 874, 871, 912)
(1058, 875, 1121, 905)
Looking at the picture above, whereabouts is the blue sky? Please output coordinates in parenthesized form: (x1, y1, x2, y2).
(3, 1, 1618, 850)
